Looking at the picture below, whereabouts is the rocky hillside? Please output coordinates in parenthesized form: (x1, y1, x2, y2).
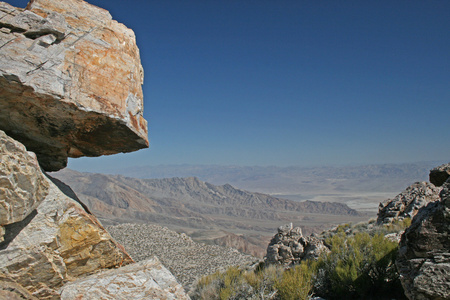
(51, 168, 367, 257)
(106, 223, 259, 289)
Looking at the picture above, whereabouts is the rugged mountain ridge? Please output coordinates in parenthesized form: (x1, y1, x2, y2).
(51, 168, 365, 257)
(52, 169, 360, 218)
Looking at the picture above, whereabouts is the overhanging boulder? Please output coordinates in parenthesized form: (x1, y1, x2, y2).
(0, 0, 148, 171)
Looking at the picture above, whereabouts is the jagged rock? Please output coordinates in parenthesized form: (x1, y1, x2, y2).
(0, 133, 133, 299)
(429, 163, 450, 187)
(0, 271, 38, 300)
(0, 0, 148, 171)
(396, 179, 450, 300)
(377, 182, 441, 225)
(265, 224, 329, 266)
(0, 130, 49, 228)
(60, 257, 190, 300)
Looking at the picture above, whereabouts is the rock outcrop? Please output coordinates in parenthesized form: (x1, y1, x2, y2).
(60, 257, 189, 300)
(377, 182, 441, 225)
(0, 1, 191, 299)
(429, 163, 450, 187)
(396, 179, 450, 300)
(0, 130, 134, 299)
(0, 130, 49, 231)
(265, 223, 329, 266)
(0, 0, 148, 171)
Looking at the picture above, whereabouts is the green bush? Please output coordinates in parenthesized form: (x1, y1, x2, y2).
(316, 229, 405, 299)
(191, 263, 315, 300)
(274, 261, 317, 300)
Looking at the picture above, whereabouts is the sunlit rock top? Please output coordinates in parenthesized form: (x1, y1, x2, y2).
(0, 0, 148, 171)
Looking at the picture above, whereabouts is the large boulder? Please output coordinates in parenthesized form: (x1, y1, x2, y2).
(265, 223, 329, 266)
(60, 257, 190, 300)
(0, 130, 49, 230)
(0, 132, 133, 299)
(377, 182, 441, 225)
(429, 163, 450, 187)
(0, 0, 148, 171)
(396, 179, 450, 300)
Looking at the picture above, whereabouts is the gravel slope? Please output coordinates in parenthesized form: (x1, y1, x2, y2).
(107, 223, 260, 289)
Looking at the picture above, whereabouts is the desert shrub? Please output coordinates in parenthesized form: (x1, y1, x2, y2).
(274, 261, 317, 300)
(193, 220, 410, 300)
(315, 229, 405, 299)
(191, 263, 315, 300)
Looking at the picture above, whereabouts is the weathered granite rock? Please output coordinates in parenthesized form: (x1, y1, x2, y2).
(377, 182, 441, 225)
(265, 223, 329, 266)
(0, 133, 133, 299)
(0, 0, 148, 171)
(0, 271, 38, 300)
(60, 257, 190, 300)
(396, 179, 450, 300)
(0, 130, 49, 229)
(429, 163, 450, 187)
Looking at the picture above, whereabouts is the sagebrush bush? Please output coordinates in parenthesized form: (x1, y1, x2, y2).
(315, 229, 405, 299)
(274, 262, 317, 300)
(191, 263, 314, 300)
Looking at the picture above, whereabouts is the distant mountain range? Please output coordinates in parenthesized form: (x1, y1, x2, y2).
(51, 169, 367, 257)
(84, 161, 444, 195)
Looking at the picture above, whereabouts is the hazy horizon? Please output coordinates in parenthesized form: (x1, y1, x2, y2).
(8, 0, 450, 171)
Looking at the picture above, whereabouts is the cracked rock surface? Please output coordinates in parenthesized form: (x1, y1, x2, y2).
(0, 130, 49, 228)
(396, 179, 450, 300)
(0, 0, 148, 171)
(60, 257, 190, 300)
(377, 181, 442, 225)
(0, 131, 133, 299)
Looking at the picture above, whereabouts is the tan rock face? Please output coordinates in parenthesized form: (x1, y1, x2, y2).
(0, 130, 49, 227)
(0, 132, 133, 299)
(60, 257, 191, 300)
(0, 0, 148, 171)
(0, 173, 134, 299)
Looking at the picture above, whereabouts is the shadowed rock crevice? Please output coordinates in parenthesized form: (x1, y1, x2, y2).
(0, 210, 37, 250)
(45, 173, 92, 215)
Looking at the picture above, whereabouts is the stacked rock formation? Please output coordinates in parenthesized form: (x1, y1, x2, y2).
(265, 223, 329, 266)
(377, 181, 442, 225)
(0, 0, 148, 171)
(396, 166, 450, 300)
(0, 0, 189, 299)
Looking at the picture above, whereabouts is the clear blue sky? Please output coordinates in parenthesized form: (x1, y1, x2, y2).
(9, 0, 450, 171)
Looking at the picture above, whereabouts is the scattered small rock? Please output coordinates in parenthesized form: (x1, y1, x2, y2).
(107, 223, 260, 289)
